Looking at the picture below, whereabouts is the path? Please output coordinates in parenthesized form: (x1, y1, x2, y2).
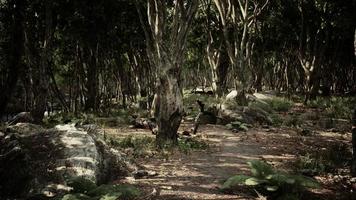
(131, 125, 284, 200)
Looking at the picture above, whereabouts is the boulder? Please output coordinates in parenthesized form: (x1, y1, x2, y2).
(0, 123, 132, 199)
(8, 112, 34, 125)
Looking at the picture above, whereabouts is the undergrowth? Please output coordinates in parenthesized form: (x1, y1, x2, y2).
(107, 135, 209, 157)
(307, 97, 355, 119)
(221, 160, 320, 200)
(295, 143, 351, 175)
(58, 177, 140, 200)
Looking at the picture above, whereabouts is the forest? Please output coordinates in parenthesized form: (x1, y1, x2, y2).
(0, 0, 355, 199)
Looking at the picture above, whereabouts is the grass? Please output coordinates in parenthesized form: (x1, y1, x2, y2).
(107, 134, 209, 157)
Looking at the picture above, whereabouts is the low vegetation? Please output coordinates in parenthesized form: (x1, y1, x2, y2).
(295, 143, 352, 176)
(107, 134, 210, 157)
(59, 177, 140, 200)
(221, 160, 320, 200)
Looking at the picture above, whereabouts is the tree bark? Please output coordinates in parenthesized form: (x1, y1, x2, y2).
(137, 0, 198, 146)
(352, 109, 356, 176)
(31, 0, 53, 123)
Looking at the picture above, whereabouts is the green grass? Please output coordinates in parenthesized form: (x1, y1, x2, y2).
(108, 134, 210, 157)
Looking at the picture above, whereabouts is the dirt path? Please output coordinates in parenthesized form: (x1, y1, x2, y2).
(128, 125, 283, 200)
(108, 123, 351, 199)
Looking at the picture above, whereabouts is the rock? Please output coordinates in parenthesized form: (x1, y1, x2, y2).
(8, 112, 34, 125)
(133, 170, 149, 179)
(0, 123, 133, 199)
(7, 123, 44, 136)
(55, 124, 100, 182)
(253, 92, 274, 100)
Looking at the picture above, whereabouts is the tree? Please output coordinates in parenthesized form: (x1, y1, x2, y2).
(213, 0, 269, 104)
(136, 0, 199, 146)
(0, 0, 25, 116)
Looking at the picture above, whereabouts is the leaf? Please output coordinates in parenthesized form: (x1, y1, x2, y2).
(293, 175, 320, 188)
(248, 160, 274, 178)
(221, 175, 251, 189)
(245, 177, 266, 186)
(265, 185, 279, 192)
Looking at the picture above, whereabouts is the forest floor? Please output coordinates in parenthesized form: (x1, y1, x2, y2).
(105, 122, 353, 200)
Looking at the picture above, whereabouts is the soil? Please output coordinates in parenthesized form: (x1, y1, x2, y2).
(106, 123, 354, 200)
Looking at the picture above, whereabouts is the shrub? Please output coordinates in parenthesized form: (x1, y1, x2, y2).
(221, 160, 320, 199)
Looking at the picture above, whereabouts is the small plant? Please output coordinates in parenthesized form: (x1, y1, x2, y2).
(225, 121, 249, 132)
(109, 135, 156, 158)
(178, 137, 209, 154)
(221, 160, 320, 199)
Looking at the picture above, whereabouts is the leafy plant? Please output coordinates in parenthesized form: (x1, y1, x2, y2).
(225, 121, 249, 131)
(221, 160, 320, 199)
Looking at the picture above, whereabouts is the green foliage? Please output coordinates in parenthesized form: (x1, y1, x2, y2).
(109, 135, 155, 158)
(307, 97, 355, 119)
(109, 134, 209, 156)
(67, 178, 97, 194)
(60, 178, 140, 200)
(222, 160, 320, 199)
(88, 184, 140, 199)
(264, 97, 294, 112)
(225, 121, 249, 131)
(295, 143, 351, 175)
(178, 137, 209, 154)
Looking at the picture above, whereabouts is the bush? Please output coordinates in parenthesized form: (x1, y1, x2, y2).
(221, 160, 319, 199)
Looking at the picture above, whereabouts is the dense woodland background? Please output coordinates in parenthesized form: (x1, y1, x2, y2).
(1, 0, 356, 199)
(1, 0, 355, 119)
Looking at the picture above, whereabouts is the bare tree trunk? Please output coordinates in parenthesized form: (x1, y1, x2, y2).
(352, 109, 356, 176)
(31, 0, 52, 123)
(137, 0, 198, 146)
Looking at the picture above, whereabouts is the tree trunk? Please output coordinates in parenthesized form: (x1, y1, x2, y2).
(352, 109, 356, 176)
(155, 67, 183, 146)
(31, 0, 53, 123)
